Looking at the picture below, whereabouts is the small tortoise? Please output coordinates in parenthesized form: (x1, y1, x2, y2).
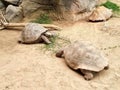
(18, 23, 55, 44)
(56, 41, 109, 80)
(89, 6, 112, 22)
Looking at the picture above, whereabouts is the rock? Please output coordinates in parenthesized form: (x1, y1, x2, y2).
(88, 6, 113, 22)
(98, 0, 107, 5)
(3, 0, 100, 22)
(4, 0, 22, 6)
(20, 0, 52, 16)
(0, 0, 5, 9)
(51, 0, 99, 21)
(5, 5, 23, 22)
(20, 0, 99, 21)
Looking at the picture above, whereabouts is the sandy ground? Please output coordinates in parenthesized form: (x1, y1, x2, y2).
(0, 17, 120, 90)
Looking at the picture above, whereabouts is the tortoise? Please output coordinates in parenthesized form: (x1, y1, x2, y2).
(89, 6, 112, 22)
(56, 41, 109, 80)
(18, 23, 55, 44)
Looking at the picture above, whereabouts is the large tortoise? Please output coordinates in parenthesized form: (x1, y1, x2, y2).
(56, 41, 109, 80)
(18, 23, 55, 44)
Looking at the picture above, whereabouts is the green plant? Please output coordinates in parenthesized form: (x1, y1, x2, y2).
(101, 0, 120, 12)
(44, 34, 59, 51)
(41, 34, 71, 52)
(32, 14, 52, 24)
(101, 0, 120, 17)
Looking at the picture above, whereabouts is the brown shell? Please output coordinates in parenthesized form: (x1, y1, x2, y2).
(89, 6, 112, 21)
(63, 41, 108, 72)
(21, 23, 48, 43)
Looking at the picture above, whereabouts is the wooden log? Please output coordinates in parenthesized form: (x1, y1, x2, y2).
(2, 23, 62, 30)
(1, 12, 62, 30)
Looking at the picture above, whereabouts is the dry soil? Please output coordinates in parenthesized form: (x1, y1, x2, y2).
(0, 17, 120, 90)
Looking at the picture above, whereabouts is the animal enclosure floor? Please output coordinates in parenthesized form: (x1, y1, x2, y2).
(0, 18, 120, 90)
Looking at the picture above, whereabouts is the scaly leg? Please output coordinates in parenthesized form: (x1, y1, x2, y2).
(41, 35, 51, 44)
(81, 69, 94, 80)
(56, 50, 64, 58)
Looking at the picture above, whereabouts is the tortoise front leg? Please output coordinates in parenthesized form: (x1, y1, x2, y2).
(41, 35, 51, 44)
(80, 69, 94, 80)
(56, 50, 64, 58)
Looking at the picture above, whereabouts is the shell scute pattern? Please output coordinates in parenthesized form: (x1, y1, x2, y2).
(60, 41, 109, 72)
(19, 23, 49, 44)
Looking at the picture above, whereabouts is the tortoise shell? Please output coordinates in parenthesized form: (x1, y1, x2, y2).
(89, 6, 112, 21)
(62, 41, 108, 72)
(20, 23, 48, 43)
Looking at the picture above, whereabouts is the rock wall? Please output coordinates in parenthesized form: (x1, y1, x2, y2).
(20, 0, 53, 16)
(0, 0, 119, 22)
(52, 0, 99, 21)
(1, 0, 99, 22)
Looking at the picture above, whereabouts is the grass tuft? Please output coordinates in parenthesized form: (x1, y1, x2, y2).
(101, 0, 120, 17)
(41, 34, 71, 53)
(101, 0, 120, 11)
(32, 14, 53, 24)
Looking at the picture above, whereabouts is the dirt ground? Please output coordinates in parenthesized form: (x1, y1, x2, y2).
(0, 17, 120, 90)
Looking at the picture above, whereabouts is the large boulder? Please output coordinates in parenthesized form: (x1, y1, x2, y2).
(0, 0, 5, 9)
(20, 0, 52, 16)
(5, 5, 23, 22)
(1, 0, 22, 7)
(4, 0, 22, 5)
(51, 0, 99, 21)
(3, 0, 100, 22)
(54, 0, 98, 12)
(20, 0, 99, 21)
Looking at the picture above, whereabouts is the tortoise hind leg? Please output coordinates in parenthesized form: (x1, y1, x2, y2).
(81, 69, 94, 80)
(41, 35, 51, 44)
(18, 40, 22, 43)
(104, 65, 109, 70)
(18, 38, 23, 44)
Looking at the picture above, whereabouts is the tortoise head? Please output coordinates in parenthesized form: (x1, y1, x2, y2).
(44, 31, 56, 38)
